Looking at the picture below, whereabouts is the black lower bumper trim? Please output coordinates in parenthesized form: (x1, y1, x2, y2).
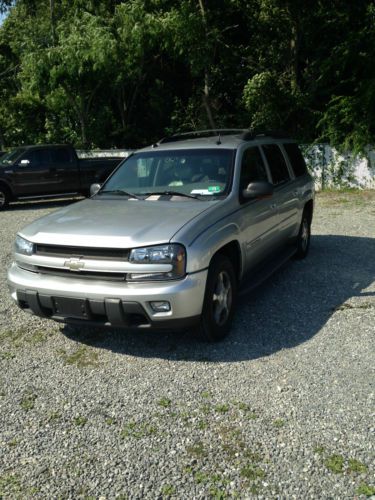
(16, 290, 200, 330)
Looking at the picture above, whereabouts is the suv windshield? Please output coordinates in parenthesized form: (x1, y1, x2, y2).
(101, 149, 235, 199)
(0, 148, 26, 166)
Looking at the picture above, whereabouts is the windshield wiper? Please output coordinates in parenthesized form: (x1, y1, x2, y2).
(99, 189, 142, 200)
(141, 191, 201, 200)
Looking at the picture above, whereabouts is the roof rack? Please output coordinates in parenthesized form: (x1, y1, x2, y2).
(158, 129, 248, 144)
(155, 128, 291, 146)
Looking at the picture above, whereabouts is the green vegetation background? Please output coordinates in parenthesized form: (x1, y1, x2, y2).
(0, 0, 374, 151)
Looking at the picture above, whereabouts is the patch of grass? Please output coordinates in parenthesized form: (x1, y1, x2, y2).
(209, 486, 227, 499)
(273, 418, 285, 428)
(0, 474, 22, 496)
(7, 438, 19, 448)
(186, 440, 206, 458)
(200, 391, 211, 399)
(240, 464, 266, 481)
(158, 397, 172, 408)
(121, 421, 157, 439)
(105, 417, 117, 425)
(73, 416, 88, 427)
(0, 351, 16, 360)
(314, 445, 325, 455)
(0, 328, 53, 347)
(20, 393, 37, 411)
(236, 402, 250, 411)
(357, 482, 375, 497)
(243, 450, 262, 462)
(348, 458, 367, 474)
(197, 419, 208, 430)
(47, 411, 61, 422)
(194, 471, 210, 484)
(161, 484, 175, 496)
(215, 403, 230, 414)
(324, 454, 344, 474)
(60, 346, 99, 368)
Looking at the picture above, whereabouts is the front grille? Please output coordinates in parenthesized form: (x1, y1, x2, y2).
(35, 244, 130, 261)
(35, 266, 127, 282)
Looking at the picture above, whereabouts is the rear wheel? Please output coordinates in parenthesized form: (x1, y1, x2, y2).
(294, 212, 311, 259)
(198, 254, 237, 341)
(0, 185, 10, 210)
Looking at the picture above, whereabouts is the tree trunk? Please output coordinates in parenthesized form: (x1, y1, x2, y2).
(198, 0, 216, 130)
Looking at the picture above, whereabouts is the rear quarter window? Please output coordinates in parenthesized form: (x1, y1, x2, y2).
(283, 143, 307, 177)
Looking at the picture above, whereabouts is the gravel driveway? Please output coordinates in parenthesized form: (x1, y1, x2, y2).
(0, 192, 374, 499)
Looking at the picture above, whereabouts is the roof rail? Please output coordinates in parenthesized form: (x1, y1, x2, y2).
(240, 130, 291, 141)
(158, 129, 248, 144)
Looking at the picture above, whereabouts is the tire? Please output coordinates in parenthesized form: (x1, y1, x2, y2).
(198, 254, 237, 342)
(0, 185, 10, 210)
(294, 211, 311, 259)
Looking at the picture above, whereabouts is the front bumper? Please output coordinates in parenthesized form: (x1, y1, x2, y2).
(7, 263, 207, 329)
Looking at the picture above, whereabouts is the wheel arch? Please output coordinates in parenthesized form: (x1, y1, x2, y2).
(211, 240, 242, 283)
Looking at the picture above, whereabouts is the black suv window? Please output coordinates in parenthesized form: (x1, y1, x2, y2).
(262, 144, 290, 185)
(25, 149, 50, 165)
(239, 147, 268, 192)
(283, 143, 307, 177)
(51, 147, 72, 164)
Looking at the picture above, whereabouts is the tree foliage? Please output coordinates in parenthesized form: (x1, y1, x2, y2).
(0, 0, 374, 150)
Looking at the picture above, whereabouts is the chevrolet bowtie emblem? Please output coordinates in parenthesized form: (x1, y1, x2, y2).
(64, 258, 85, 271)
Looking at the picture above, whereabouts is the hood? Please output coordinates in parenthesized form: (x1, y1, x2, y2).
(20, 197, 218, 248)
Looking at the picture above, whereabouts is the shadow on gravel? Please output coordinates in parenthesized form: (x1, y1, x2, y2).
(6, 196, 83, 212)
(62, 234, 375, 362)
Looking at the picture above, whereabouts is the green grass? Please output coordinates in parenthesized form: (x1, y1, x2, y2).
(240, 464, 266, 481)
(357, 482, 375, 497)
(324, 454, 344, 474)
(59, 346, 99, 368)
(20, 393, 37, 411)
(348, 458, 367, 474)
(73, 416, 88, 427)
(214, 403, 230, 414)
(158, 397, 172, 408)
(161, 484, 175, 496)
(273, 418, 285, 428)
(121, 421, 157, 439)
(186, 440, 206, 458)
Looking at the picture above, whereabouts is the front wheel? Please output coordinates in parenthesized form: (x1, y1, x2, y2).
(294, 212, 311, 259)
(198, 255, 237, 342)
(0, 185, 10, 210)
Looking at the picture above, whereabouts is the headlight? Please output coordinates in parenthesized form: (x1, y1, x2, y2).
(128, 244, 186, 281)
(15, 235, 34, 256)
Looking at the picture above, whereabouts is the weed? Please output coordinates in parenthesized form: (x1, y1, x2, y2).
(7, 438, 18, 448)
(236, 402, 250, 411)
(47, 411, 62, 422)
(121, 421, 157, 439)
(201, 391, 211, 399)
(324, 454, 344, 474)
(357, 483, 375, 497)
(243, 450, 262, 462)
(0, 351, 15, 360)
(209, 486, 227, 499)
(215, 403, 230, 414)
(240, 465, 266, 481)
(0, 474, 21, 496)
(73, 416, 88, 427)
(20, 393, 37, 411)
(105, 417, 117, 425)
(161, 484, 175, 496)
(158, 397, 172, 408)
(348, 458, 367, 474)
(273, 418, 285, 428)
(194, 471, 210, 484)
(314, 445, 325, 455)
(197, 419, 208, 430)
(60, 346, 99, 368)
(247, 411, 257, 420)
(186, 440, 206, 458)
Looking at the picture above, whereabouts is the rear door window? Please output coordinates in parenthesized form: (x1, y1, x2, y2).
(262, 144, 291, 185)
(51, 147, 72, 164)
(283, 143, 307, 177)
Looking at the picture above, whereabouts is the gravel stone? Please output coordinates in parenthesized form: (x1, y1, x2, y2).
(0, 193, 374, 498)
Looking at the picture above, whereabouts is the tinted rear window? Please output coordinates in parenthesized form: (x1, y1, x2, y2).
(262, 144, 291, 185)
(283, 143, 307, 177)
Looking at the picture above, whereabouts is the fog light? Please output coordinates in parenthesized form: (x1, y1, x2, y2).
(150, 301, 171, 312)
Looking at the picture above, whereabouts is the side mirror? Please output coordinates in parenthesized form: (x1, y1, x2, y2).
(18, 159, 30, 167)
(90, 183, 101, 196)
(242, 181, 273, 200)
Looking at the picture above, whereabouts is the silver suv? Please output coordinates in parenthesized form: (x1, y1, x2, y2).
(7, 130, 314, 341)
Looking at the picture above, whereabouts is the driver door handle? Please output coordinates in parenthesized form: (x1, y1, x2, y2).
(270, 203, 277, 210)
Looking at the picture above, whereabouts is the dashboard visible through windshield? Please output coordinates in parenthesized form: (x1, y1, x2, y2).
(100, 148, 235, 199)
